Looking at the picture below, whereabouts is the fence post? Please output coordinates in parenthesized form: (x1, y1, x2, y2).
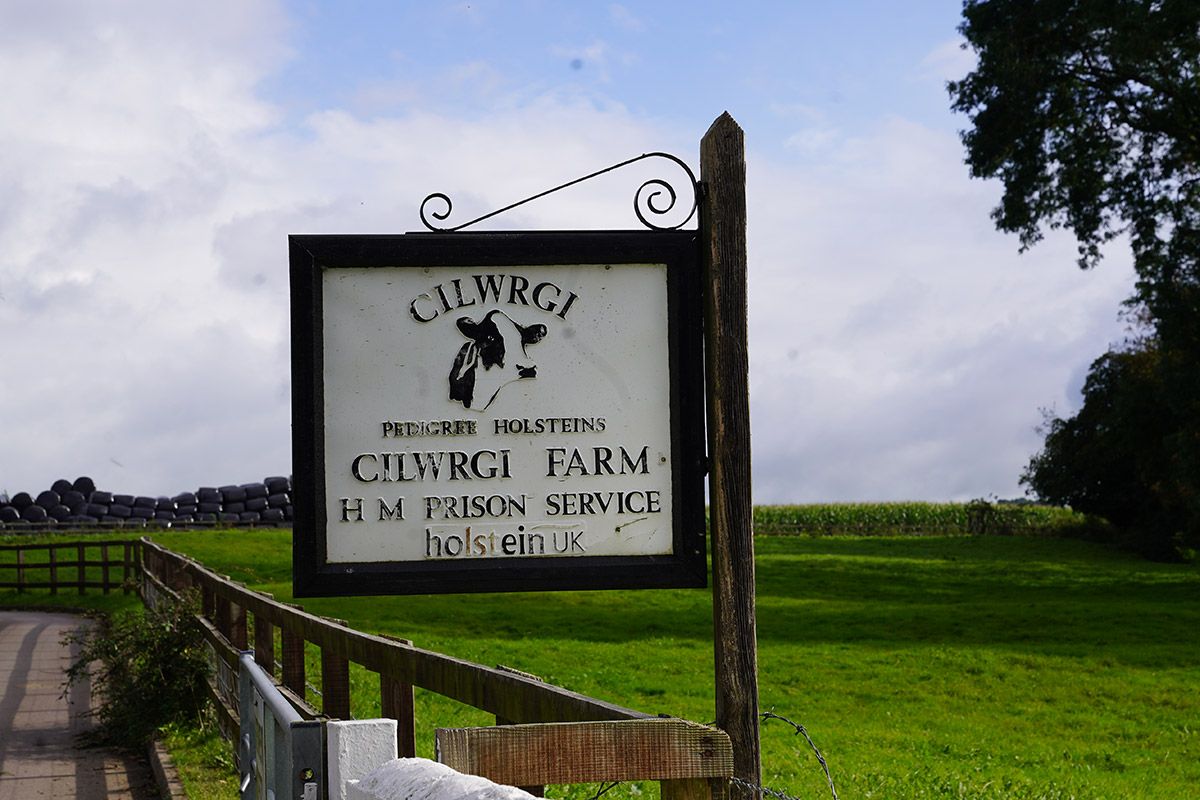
(16, 549, 24, 593)
(230, 601, 248, 650)
(700, 111, 761, 799)
(102, 544, 111, 594)
(281, 619, 307, 700)
(50, 546, 58, 595)
(216, 594, 232, 641)
(77, 543, 86, 595)
(379, 635, 416, 758)
(321, 646, 351, 720)
(122, 542, 133, 595)
(254, 613, 275, 676)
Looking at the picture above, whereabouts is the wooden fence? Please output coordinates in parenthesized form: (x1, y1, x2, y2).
(0, 540, 137, 594)
(1, 538, 731, 797)
(136, 538, 732, 798)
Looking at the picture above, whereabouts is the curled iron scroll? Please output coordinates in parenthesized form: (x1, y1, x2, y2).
(419, 152, 699, 232)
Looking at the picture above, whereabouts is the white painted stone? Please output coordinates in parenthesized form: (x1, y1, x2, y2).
(350, 757, 538, 800)
(327, 719, 398, 800)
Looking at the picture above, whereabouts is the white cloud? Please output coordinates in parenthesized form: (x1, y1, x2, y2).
(0, 3, 1136, 508)
(919, 37, 977, 83)
(609, 4, 646, 33)
(745, 117, 1133, 501)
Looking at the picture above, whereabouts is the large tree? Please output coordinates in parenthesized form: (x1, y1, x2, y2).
(949, 0, 1200, 555)
(949, 0, 1200, 294)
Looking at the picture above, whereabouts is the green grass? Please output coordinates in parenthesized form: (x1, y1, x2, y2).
(3, 527, 1198, 799)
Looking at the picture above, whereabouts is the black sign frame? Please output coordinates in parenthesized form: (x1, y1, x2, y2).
(290, 231, 707, 596)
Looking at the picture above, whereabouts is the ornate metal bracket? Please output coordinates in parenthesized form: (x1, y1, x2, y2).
(419, 151, 699, 232)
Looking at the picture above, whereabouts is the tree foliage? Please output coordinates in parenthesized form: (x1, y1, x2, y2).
(949, 0, 1200, 297)
(950, 0, 1200, 556)
(1020, 340, 1190, 556)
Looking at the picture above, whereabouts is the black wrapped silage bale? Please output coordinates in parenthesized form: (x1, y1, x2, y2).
(36, 490, 61, 509)
(219, 485, 247, 504)
(21, 505, 48, 523)
(197, 487, 221, 503)
(10, 492, 33, 510)
(51, 478, 73, 494)
(90, 490, 113, 505)
(265, 476, 290, 495)
(242, 482, 268, 500)
(108, 504, 132, 519)
(72, 476, 96, 495)
(62, 490, 86, 511)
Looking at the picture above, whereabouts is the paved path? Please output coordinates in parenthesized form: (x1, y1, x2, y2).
(0, 611, 158, 800)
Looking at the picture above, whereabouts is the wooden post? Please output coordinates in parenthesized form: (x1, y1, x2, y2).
(50, 546, 58, 595)
(281, 625, 307, 699)
(215, 595, 229, 637)
(380, 636, 416, 758)
(101, 544, 111, 594)
(77, 543, 86, 595)
(700, 111, 761, 797)
(123, 542, 133, 595)
(254, 614, 275, 676)
(16, 549, 24, 593)
(321, 647, 351, 719)
(229, 601, 248, 650)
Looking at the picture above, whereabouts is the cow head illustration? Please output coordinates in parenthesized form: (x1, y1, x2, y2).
(448, 310, 547, 410)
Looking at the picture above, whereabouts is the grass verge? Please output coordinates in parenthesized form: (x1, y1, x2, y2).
(4, 527, 1198, 798)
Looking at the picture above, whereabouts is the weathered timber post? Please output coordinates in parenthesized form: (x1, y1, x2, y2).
(700, 111, 760, 797)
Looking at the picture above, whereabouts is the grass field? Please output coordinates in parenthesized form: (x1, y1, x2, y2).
(3, 528, 1198, 799)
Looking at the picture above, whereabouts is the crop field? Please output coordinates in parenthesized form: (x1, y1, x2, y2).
(3, 524, 1198, 799)
(753, 501, 1093, 537)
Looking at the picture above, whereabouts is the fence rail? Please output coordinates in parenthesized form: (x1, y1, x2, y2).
(137, 539, 650, 759)
(0, 540, 137, 594)
(7, 537, 730, 799)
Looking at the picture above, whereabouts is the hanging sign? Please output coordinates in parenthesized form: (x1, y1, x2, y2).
(291, 231, 706, 596)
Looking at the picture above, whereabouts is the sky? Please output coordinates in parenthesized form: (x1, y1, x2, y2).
(0, 1, 1138, 503)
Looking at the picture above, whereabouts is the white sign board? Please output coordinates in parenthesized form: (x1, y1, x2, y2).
(291, 232, 705, 595)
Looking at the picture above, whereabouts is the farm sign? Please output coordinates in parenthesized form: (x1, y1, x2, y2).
(290, 232, 707, 596)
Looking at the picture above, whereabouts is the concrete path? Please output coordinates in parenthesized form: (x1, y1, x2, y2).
(0, 611, 158, 800)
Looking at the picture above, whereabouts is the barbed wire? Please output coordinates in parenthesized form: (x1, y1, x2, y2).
(759, 711, 838, 800)
(730, 775, 806, 800)
(588, 780, 622, 800)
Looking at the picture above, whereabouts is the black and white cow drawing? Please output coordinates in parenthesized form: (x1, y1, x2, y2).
(448, 310, 547, 410)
